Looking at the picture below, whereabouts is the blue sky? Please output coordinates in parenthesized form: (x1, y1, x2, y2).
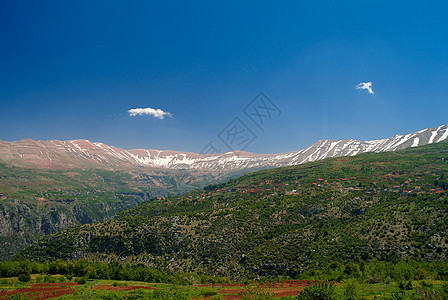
(1, 1, 447, 154)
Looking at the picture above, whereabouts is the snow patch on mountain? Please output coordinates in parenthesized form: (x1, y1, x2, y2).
(411, 137, 420, 147)
(1, 125, 447, 171)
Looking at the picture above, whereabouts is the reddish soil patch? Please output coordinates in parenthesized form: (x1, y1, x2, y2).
(0, 283, 79, 300)
(218, 287, 306, 299)
(272, 288, 306, 297)
(195, 284, 246, 287)
(219, 289, 246, 294)
(31, 283, 79, 287)
(223, 296, 245, 300)
(93, 285, 155, 291)
(0, 283, 156, 300)
(217, 288, 248, 300)
(214, 280, 326, 299)
(261, 280, 314, 288)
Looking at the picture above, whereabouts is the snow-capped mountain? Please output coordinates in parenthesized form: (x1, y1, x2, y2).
(1, 125, 447, 171)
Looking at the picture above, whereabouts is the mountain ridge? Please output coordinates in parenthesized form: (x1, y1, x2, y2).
(1, 124, 447, 171)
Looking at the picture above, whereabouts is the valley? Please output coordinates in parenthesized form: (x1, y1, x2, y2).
(0, 164, 240, 259)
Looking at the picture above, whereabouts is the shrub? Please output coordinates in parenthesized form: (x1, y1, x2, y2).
(150, 288, 189, 299)
(419, 281, 433, 288)
(413, 268, 429, 280)
(397, 281, 413, 290)
(365, 275, 383, 284)
(296, 282, 336, 300)
(438, 268, 448, 280)
(442, 281, 448, 295)
(74, 277, 86, 285)
(344, 280, 360, 300)
(44, 275, 56, 283)
(18, 273, 31, 282)
(202, 291, 218, 298)
(389, 291, 407, 300)
(243, 285, 275, 300)
(9, 295, 29, 300)
(344, 263, 360, 277)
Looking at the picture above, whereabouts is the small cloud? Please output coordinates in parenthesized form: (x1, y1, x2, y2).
(128, 107, 173, 119)
(356, 82, 374, 94)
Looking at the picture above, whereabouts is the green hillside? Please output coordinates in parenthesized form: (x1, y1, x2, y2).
(0, 164, 242, 259)
(15, 141, 448, 279)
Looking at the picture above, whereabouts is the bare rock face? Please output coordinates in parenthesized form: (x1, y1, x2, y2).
(0, 125, 447, 171)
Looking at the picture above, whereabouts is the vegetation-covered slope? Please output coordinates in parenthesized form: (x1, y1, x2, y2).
(0, 164, 247, 259)
(16, 142, 448, 279)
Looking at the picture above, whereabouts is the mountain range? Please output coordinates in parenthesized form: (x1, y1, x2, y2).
(1, 124, 448, 260)
(16, 139, 448, 278)
(1, 124, 447, 171)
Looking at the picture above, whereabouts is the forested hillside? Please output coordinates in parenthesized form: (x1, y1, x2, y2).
(16, 141, 448, 279)
(0, 164, 239, 259)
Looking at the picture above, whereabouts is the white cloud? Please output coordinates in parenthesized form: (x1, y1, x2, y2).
(356, 82, 374, 94)
(128, 107, 173, 119)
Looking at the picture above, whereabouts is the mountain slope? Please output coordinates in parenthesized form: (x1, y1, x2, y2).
(2, 124, 448, 262)
(0, 163, 243, 260)
(17, 140, 448, 278)
(1, 125, 447, 171)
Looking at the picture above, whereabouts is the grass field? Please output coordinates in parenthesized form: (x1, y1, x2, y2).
(0, 275, 447, 299)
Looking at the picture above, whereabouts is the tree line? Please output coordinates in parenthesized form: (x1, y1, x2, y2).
(0, 259, 231, 284)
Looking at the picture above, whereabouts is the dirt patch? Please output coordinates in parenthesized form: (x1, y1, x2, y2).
(222, 296, 244, 300)
(218, 288, 247, 300)
(219, 289, 246, 294)
(338, 158, 351, 162)
(214, 280, 323, 299)
(262, 280, 314, 288)
(273, 288, 306, 297)
(31, 283, 79, 287)
(195, 284, 246, 287)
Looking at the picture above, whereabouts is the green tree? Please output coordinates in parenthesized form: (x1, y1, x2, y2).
(18, 273, 31, 282)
